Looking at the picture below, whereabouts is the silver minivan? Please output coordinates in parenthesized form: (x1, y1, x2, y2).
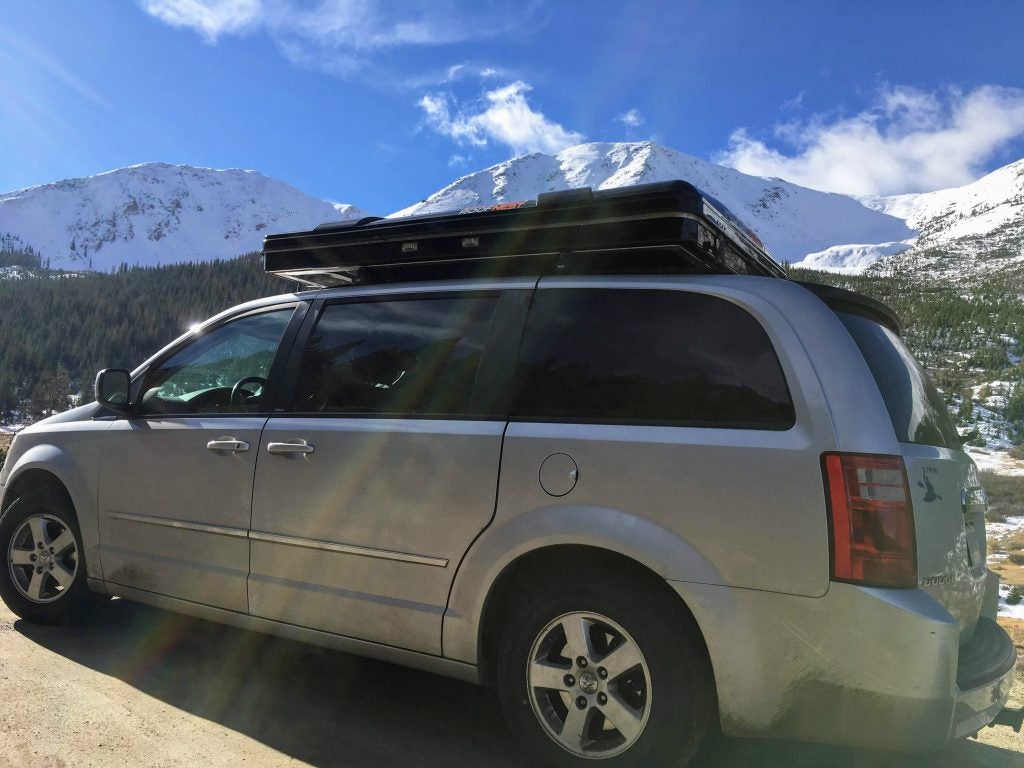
(1, 183, 1016, 767)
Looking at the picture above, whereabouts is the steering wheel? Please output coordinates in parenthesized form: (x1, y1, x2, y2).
(230, 376, 267, 406)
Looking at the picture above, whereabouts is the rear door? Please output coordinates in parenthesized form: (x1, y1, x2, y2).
(248, 285, 530, 654)
(837, 311, 987, 643)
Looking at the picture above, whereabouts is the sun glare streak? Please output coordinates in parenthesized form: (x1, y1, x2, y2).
(0, 26, 113, 115)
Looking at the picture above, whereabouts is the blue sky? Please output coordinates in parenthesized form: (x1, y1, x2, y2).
(3, 0, 1024, 213)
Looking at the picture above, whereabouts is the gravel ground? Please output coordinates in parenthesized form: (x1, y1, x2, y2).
(0, 599, 1022, 768)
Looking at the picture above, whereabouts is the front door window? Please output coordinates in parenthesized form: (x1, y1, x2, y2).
(139, 309, 293, 416)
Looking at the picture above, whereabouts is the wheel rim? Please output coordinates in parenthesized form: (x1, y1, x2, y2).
(526, 611, 652, 759)
(6, 514, 79, 604)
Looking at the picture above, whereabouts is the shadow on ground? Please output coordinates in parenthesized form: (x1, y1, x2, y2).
(17, 599, 525, 768)
(16, 599, 1024, 768)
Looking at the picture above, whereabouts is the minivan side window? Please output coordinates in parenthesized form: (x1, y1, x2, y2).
(288, 296, 498, 417)
(512, 288, 795, 428)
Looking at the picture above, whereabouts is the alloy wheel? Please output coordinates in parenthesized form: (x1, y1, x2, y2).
(7, 513, 79, 604)
(526, 611, 652, 759)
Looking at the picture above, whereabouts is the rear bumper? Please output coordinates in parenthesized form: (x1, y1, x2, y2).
(669, 580, 1017, 752)
(950, 617, 1017, 739)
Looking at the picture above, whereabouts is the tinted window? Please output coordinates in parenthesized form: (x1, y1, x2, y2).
(140, 309, 292, 415)
(513, 289, 794, 428)
(289, 297, 497, 417)
(837, 311, 960, 448)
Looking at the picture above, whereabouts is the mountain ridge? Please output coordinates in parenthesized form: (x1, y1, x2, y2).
(1, 143, 1021, 278)
(392, 141, 915, 265)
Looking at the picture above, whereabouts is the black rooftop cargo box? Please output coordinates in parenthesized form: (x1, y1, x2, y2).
(263, 180, 786, 288)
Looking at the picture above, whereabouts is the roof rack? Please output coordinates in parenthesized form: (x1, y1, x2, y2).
(262, 180, 787, 288)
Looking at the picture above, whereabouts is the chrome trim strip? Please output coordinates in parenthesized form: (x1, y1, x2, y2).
(249, 531, 449, 568)
(107, 511, 249, 539)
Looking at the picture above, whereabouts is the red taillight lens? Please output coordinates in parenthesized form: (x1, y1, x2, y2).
(821, 453, 917, 588)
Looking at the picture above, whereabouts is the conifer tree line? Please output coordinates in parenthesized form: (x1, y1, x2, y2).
(0, 250, 282, 418)
(0, 239, 1021, 447)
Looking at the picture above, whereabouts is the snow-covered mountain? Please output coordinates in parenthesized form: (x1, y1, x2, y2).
(0, 163, 367, 272)
(392, 142, 914, 265)
(2, 143, 1021, 277)
(862, 158, 1024, 248)
(855, 158, 1024, 278)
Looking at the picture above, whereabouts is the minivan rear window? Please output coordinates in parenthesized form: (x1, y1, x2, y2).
(512, 288, 794, 428)
(837, 311, 961, 448)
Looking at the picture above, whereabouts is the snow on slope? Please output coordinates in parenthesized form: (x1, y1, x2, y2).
(392, 142, 913, 265)
(0, 163, 368, 272)
(858, 158, 1024, 269)
(795, 241, 914, 273)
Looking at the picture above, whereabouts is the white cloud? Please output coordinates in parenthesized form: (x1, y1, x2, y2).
(617, 108, 643, 128)
(716, 85, 1024, 196)
(418, 81, 584, 156)
(140, 0, 523, 81)
(139, 0, 263, 43)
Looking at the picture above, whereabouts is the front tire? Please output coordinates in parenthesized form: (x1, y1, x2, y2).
(0, 489, 105, 625)
(497, 573, 713, 768)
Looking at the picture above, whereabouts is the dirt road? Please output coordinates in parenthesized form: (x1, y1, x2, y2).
(1, 599, 1022, 768)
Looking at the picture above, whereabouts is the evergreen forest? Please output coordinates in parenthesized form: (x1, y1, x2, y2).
(0, 239, 1021, 449)
(0, 250, 281, 418)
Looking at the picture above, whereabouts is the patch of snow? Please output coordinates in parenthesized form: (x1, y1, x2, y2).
(998, 583, 1024, 619)
(988, 516, 1024, 537)
(792, 240, 914, 274)
(967, 448, 1024, 476)
(956, 393, 1018, 453)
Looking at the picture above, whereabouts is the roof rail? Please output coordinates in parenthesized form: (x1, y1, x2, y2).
(263, 180, 786, 288)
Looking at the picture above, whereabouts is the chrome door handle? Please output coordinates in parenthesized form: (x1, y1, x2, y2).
(207, 438, 250, 453)
(267, 440, 315, 455)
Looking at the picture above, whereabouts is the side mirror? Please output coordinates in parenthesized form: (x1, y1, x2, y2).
(95, 369, 131, 412)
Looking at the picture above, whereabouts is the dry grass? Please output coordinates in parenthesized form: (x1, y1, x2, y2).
(990, 560, 1024, 585)
(0, 434, 11, 452)
(999, 618, 1024, 695)
(1000, 617, 1024, 653)
(981, 471, 1024, 521)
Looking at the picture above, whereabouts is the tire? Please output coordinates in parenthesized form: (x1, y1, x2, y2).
(496, 573, 713, 768)
(0, 488, 106, 625)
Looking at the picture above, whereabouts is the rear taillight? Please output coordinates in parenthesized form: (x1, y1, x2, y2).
(821, 452, 917, 588)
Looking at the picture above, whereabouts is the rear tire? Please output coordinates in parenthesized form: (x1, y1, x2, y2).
(496, 572, 713, 768)
(0, 488, 106, 625)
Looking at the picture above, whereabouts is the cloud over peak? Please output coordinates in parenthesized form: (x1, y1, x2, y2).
(716, 85, 1024, 196)
(419, 81, 584, 156)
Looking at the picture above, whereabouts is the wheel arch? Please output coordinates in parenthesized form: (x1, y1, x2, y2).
(2, 444, 103, 580)
(477, 544, 715, 688)
(443, 504, 722, 682)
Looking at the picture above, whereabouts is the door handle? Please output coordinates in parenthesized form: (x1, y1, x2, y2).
(267, 440, 315, 455)
(207, 438, 250, 453)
